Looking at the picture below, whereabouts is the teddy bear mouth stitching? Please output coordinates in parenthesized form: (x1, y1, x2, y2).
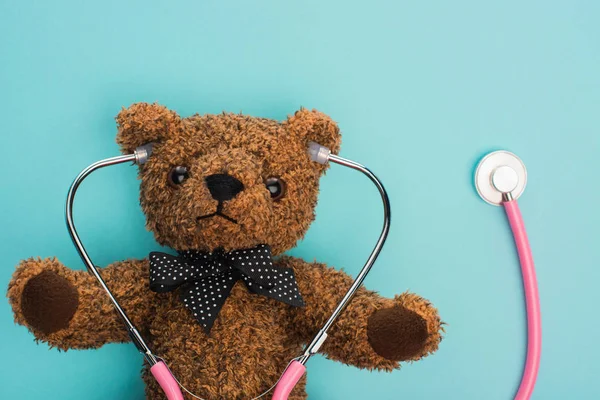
(196, 202, 238, 224)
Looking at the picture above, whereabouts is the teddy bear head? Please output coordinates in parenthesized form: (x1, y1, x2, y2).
(116, 103, 341, 255)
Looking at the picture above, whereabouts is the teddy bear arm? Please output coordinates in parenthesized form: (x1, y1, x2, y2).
(283, 257, 443, 371)
(7, 257, 154, 351)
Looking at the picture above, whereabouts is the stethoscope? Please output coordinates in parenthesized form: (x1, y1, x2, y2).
(65, 145, 540, 399)
(475, 150, 541, 400)
(65, 141, 390, 400)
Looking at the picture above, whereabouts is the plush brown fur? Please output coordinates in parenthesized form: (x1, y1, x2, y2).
(7, 103, 443, 399)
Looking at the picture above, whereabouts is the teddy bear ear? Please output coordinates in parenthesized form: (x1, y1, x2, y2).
(115, 102, 182, 154)
(284, 108, 341, 156)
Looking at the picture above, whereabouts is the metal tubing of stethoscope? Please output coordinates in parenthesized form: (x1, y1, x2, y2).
(298, 153, 391, 365)
(65, 153, 158, 366)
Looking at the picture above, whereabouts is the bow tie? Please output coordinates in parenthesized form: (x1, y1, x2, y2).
(148, 244, 304, 332)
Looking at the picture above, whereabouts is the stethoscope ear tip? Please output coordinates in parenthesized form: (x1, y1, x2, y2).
(475, 150, 527, 206)
(308, 141, 331, 164)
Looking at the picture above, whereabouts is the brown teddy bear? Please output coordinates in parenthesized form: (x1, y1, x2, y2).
(7, 103, 443, 399)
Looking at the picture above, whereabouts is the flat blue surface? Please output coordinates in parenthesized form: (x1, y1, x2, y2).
(1, 1, 599, 399)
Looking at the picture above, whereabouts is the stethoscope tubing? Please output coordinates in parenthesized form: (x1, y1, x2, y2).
(65, 153, 159, 366)
(65, 152, 184, 399)
(503, 200, 541, 400)
(272, 152, 391, 399)
(298, 153, 391, 363)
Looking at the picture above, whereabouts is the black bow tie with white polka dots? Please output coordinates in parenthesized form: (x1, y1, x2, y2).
(148, 244, 305, 332)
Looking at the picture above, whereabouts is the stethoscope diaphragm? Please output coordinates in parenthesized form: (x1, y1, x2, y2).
(475, 150, 527, 206)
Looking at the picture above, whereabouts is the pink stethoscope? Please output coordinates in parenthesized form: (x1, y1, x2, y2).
(65, 143, 541, 399)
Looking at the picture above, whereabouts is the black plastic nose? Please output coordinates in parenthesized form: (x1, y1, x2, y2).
(205, 174, 244, 202)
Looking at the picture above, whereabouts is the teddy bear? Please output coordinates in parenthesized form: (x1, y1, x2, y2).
(7, 103, 443, 399)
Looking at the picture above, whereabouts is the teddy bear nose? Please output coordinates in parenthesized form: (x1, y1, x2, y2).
(205, 174, 245, 202)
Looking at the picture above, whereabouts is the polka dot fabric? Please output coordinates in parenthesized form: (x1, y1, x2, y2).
(148, 244, 304, 332)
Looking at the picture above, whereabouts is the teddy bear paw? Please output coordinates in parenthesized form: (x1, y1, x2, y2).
(366, 305, 429, 361)
(19, 270, 79, 335)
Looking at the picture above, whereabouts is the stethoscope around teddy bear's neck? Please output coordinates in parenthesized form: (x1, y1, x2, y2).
(65, 141, 391, 400)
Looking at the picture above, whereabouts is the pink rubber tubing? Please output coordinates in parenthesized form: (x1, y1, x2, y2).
(271, 360, 307, 400)
(503, 200, 541, 400)
(150, 361, 184, 400)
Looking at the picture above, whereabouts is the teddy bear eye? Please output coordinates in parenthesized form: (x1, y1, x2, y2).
(265, 177, 286, 201)
(168, 166, 189, 187)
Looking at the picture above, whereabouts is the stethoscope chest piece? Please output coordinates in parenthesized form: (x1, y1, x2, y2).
(475, 150, 527, 206)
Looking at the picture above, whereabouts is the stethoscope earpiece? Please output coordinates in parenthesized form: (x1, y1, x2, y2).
(307, 141, 331, 164)
(135, 143, 155, 165)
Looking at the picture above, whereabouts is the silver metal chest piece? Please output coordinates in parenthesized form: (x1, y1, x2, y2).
(475, 150, 527, 206)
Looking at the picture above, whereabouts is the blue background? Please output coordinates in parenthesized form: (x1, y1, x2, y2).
(1, 1, 599, 399)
